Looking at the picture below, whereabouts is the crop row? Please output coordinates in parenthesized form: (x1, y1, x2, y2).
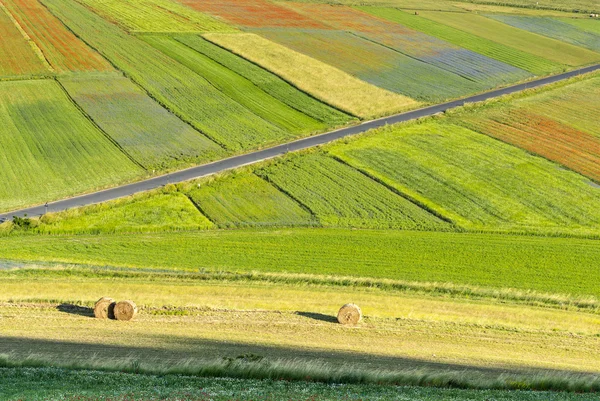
(255, 153, 448, 230)
(42, 0, 303, 152)
(489, 15, 600, 52)
(0, 79, 142, 212)
(0, 3, 49, 77)
(78, 0, 232, 33)
(330, 121, 600, 231)
(206, 32, 419, 118)
(2, 0, 111, 72)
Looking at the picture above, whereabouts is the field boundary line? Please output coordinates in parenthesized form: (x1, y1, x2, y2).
(2, 63, 599, 220)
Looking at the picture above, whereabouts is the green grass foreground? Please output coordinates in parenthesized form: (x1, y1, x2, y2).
(3, 367, 598, 401)
(2, 228, 600, 297)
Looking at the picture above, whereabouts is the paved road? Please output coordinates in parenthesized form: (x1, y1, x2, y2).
(2, 64, 599, 220)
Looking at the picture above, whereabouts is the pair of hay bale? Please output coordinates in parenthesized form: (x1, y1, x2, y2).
(94, 297, 137, 321)
(337, 303, 362, 325)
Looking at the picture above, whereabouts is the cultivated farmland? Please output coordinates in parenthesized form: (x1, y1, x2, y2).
(255, 153, 449, 229)
(0, 79, 143, 212)
(173, 34, 352, 126)
(2, 0, 112, 72)
(358, 6, 562, 75)
(205, 32, 421, 117)
(59, 74, 225, 170)
(489, 15, 600, 52)
(42, 0, 295, 151)
(0, 3, 48, 77)
(78, 0, 233, 33)
(330, 121, 600, 231)
(286, 3, 531, 88)
(421, 12, 600, 66)
(187, 171, 316, 228)
(142, 34, 327, 135)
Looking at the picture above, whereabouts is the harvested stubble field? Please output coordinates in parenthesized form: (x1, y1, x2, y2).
(187, 171, 316, 228)
(421, 11, 600, 66)
(59, 74, 224, 171)
(0, 79, 143, 212)
(78, 0, 232, 33)
(488, 15, 600, 52)
(2, 229, 600, 297)
(0, 3, 48, 77)
(1, 0, 112, 73)
(0, 266, 599, 392)
(358, 6, 562, 75)
(204, 32, 420, 118)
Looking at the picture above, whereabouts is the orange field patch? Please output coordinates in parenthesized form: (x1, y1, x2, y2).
(177, 0, 327, 28)
(2, 0, 112, 72)
(466, 110, 600, 182)
(0, 5, 48, 76)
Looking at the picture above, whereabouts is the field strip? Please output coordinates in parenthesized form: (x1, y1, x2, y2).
(0, 0, 53, 72)
(2, 63, 599, 220)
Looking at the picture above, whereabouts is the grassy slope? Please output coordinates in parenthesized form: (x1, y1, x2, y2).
(256, 154, 447, 229)
(358, 6, 561, 75)
(59, 74, 224, 171)
(422, 11, 600, 66)
(2, 229, 600, 297)
(173, 34, 351, 126)
(330, 121, 600, 232)
(0, 79, 142, 212)
(42, 0, 292, 152)
(204, 32, 420, 118)
(141, 34, 326, 135)
(187, 171, 316, 228)
(4, 368, 599, 401)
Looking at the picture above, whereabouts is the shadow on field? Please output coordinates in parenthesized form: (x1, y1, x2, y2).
(295, 311, 338, 323)
(56, 304, 94, 318)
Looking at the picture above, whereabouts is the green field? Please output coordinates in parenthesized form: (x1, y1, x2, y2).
(42, 0, 296, 152)
(0, 79, 142, 212)
(187, 171, 316, 228)
(6, 368, 598, 401)
(172, 35, 352, 126)
(421, 12, 600, 66)
(141, 34, 327, 135)
(3, 229, 600, 297)
(59, 74, 225, 171)
(256, 154, 448, 229)
(78, 0, 232, 33)
(358, 6, 562, 75)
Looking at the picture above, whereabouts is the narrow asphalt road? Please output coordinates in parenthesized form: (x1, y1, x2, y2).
(2, 64, 599, 220)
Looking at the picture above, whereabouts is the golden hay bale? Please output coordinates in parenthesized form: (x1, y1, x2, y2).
(337, 303, 362, 325)
(114, 300, 138, 321)
(94, 297, 116, 319)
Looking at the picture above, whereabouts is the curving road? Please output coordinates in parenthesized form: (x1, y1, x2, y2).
(2, 64, 599, 220)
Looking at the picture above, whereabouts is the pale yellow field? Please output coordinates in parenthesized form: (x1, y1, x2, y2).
(204, 33, 420, 119)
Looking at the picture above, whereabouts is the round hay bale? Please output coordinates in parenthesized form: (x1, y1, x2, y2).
(94, 297, 116, 319)
(337, 303, 362, 325)
(114, 300, 138, 321)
